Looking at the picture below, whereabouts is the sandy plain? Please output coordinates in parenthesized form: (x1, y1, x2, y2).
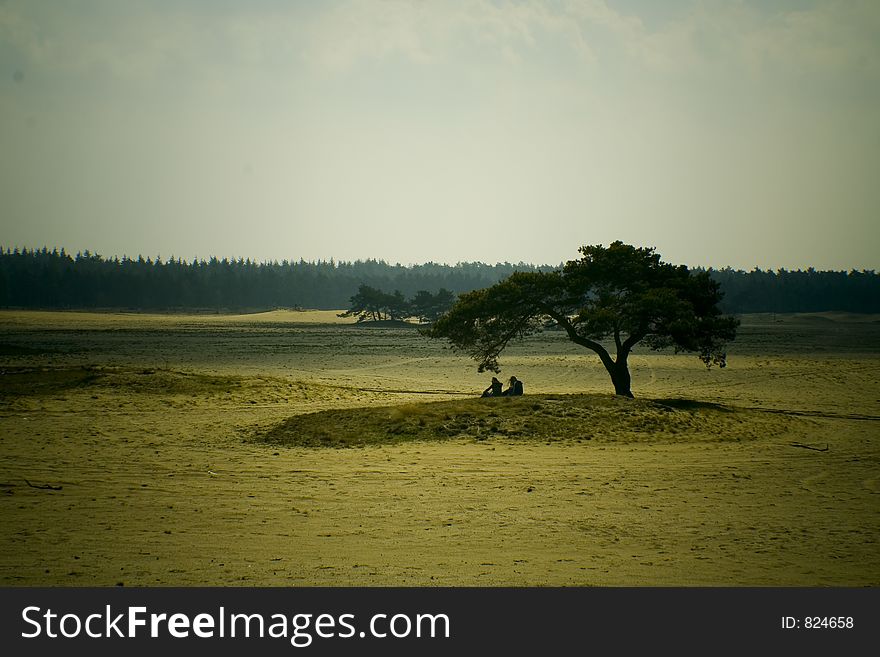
(0, 309, 877, 586)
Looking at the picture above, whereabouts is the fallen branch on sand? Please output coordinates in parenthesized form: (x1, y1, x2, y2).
(24, 479, 63, 490)
(789, 442, 829, 452)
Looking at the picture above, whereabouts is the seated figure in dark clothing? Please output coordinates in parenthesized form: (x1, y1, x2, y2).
(481, 377, 503, 397)
(502, 376, 523, 396)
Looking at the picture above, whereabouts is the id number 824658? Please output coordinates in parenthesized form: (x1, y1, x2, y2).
(781, 616, 854, 629)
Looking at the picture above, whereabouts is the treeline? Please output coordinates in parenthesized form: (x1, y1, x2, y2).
(706, 267, 880, 314)
(1, 247, 878, 314)
(0, 247, 546, 311)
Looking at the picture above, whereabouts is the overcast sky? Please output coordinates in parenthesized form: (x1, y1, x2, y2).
(2, 0, 878, 270)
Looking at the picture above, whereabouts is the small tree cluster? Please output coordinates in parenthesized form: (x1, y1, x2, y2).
(338, 285, 456, 323)
(409, 288, 457, 323)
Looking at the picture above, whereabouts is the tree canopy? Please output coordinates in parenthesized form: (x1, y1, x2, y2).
(426, 241, 739, 397)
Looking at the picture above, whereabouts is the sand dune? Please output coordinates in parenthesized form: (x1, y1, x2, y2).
(0, 310, 877, 586)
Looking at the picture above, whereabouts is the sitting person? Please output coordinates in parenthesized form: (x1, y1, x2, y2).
(481, 377, 503, 397)
(502, 376, 524, 396)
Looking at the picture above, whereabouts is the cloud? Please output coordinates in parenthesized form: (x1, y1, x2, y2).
(635, 0, 879, 82)
(297, 0, 601, 76)
(737, 1, 880, 80)
(3, 1, 876, 87)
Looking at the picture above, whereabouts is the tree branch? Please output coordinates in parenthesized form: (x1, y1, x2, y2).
(542, 305, 615, 369)
(621, 329, 646, 355)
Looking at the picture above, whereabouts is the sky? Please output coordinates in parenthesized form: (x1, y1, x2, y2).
(1, 0, 878, 270)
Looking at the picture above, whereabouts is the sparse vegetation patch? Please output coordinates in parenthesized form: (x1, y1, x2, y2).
(258, 394, 794, 447)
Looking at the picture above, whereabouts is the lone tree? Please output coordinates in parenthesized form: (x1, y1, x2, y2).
(425, 241, 738, 397)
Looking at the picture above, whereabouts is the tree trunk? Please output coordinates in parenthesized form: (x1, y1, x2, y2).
(608, 357, 634, 398)
(591, 348, 634, 398)
(556, 319, 636, 398)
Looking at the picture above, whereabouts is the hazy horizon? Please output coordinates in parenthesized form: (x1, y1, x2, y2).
(5, 242, 880, 273)
(2, 1, 878, 271)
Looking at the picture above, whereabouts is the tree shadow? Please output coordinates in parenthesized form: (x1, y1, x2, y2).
(651, 398, 734, 413)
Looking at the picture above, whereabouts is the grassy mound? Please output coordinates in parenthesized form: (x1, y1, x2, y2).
(258, 394, 792, 448)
